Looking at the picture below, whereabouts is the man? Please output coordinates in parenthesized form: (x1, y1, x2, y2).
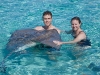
(34, 11, 61, 60)
(34, 10, 61, 34)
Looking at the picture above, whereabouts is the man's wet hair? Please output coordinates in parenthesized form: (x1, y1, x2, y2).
(42, 10, 52, 18)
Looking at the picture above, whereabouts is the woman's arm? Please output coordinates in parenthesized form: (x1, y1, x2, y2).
(53, 32, 86, 45)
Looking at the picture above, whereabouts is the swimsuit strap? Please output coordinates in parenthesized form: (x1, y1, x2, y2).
(77, 31, 84, 36)
(72, 31, 84, 38)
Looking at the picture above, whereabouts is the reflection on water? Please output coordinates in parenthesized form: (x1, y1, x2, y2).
(0, 0, 100, 75)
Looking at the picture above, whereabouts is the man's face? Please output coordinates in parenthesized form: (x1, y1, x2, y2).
(43, 14, 52, 27)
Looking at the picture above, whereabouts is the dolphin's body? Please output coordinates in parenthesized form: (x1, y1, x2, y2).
(0, 29, 61, 73)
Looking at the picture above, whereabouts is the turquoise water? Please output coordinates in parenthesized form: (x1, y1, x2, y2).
(0, 0, 100, 75)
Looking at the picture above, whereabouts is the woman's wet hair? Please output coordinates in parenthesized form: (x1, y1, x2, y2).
(71, 16, 81, 24)
(42, 10, 52, 18)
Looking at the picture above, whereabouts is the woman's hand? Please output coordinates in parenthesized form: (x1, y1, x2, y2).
(53, 40, 62, 45)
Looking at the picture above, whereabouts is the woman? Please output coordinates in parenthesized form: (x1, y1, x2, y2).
(53, 16, 91, 58)
(53, 16, 91, 47)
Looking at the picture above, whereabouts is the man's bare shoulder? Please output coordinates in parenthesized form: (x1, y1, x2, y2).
(53, 26, 61, 34)
(34, 26, 44, 30)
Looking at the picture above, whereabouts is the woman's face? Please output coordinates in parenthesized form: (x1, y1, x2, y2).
(71, 20, 81, 31)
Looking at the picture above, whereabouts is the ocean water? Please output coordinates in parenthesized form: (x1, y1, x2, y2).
(0, 0, 100, 75)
